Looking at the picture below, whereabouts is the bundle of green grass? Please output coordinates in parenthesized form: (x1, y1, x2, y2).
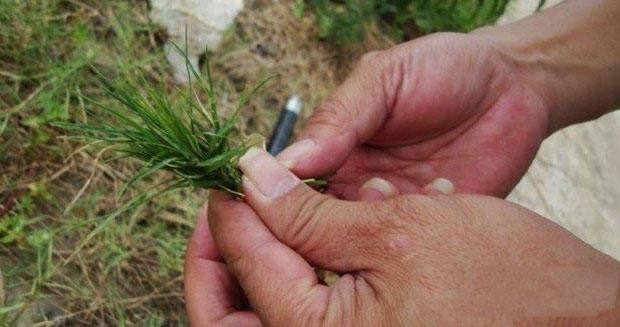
(55, 56, 268, 197)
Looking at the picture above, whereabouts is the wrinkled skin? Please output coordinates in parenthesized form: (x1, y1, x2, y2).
(185, 149, 620, 326)
(184, 0, 620, 324)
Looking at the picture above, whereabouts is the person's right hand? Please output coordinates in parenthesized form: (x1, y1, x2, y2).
(276, 32, 551, 200)
(185, 148, 620, 326)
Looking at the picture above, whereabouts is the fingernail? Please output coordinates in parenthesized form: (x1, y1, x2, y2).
(425, 177, 455, 194)
(239, 147, 301, 199)
(276, 139, 316, 169)
(359, 177, 396, 201)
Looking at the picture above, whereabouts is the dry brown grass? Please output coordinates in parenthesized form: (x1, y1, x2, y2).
(0, 0, 395, 325)
(213, 0, 395, 134)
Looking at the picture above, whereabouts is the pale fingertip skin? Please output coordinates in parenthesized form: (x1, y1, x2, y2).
(422, 177, 455, 195)
(359, 177, 397, 201)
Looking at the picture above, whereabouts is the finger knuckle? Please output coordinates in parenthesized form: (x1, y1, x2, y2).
(351, 200, 422, 259)
(357, 201, 404, 235)
(348, 208, 390, 250)
(283, 190, 332, 251)
(309, 97, 352, 129)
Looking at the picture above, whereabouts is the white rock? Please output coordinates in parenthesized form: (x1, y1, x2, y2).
(150, 0, 244, 83)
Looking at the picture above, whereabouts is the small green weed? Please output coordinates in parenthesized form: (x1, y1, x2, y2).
(303, 0, 539, 43)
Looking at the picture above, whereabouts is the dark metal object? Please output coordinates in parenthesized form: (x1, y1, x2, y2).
(267, 95, 303, 155)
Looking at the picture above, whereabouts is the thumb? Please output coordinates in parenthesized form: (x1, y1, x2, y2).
(276, 51, 394, 178)
(239, 147, 413, 272)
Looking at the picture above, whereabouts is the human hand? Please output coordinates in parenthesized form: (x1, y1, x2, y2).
(276, 32, 550, 199)
(277, 0, 620, 201)
(184, 148, 620, 326)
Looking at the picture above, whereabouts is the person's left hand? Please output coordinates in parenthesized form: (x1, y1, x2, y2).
(184, 148, 620, 326)
(275, 33, 551, 200)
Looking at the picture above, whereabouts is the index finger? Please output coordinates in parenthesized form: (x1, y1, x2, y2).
(208, 190, 331, 325)
(275, 50, 392, 178)
(184, 204, 260, 326)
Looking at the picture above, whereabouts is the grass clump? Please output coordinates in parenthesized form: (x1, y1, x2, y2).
(56, 54, 268, 196)
(302, 0, 530, 43)
(1, 1, 193, 324)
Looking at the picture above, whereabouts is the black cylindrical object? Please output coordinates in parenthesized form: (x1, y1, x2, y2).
(267, 96, 304, 155)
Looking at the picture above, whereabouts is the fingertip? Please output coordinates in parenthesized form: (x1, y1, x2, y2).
(422, 177, 455, 195)
(359, 177, 397, 201)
